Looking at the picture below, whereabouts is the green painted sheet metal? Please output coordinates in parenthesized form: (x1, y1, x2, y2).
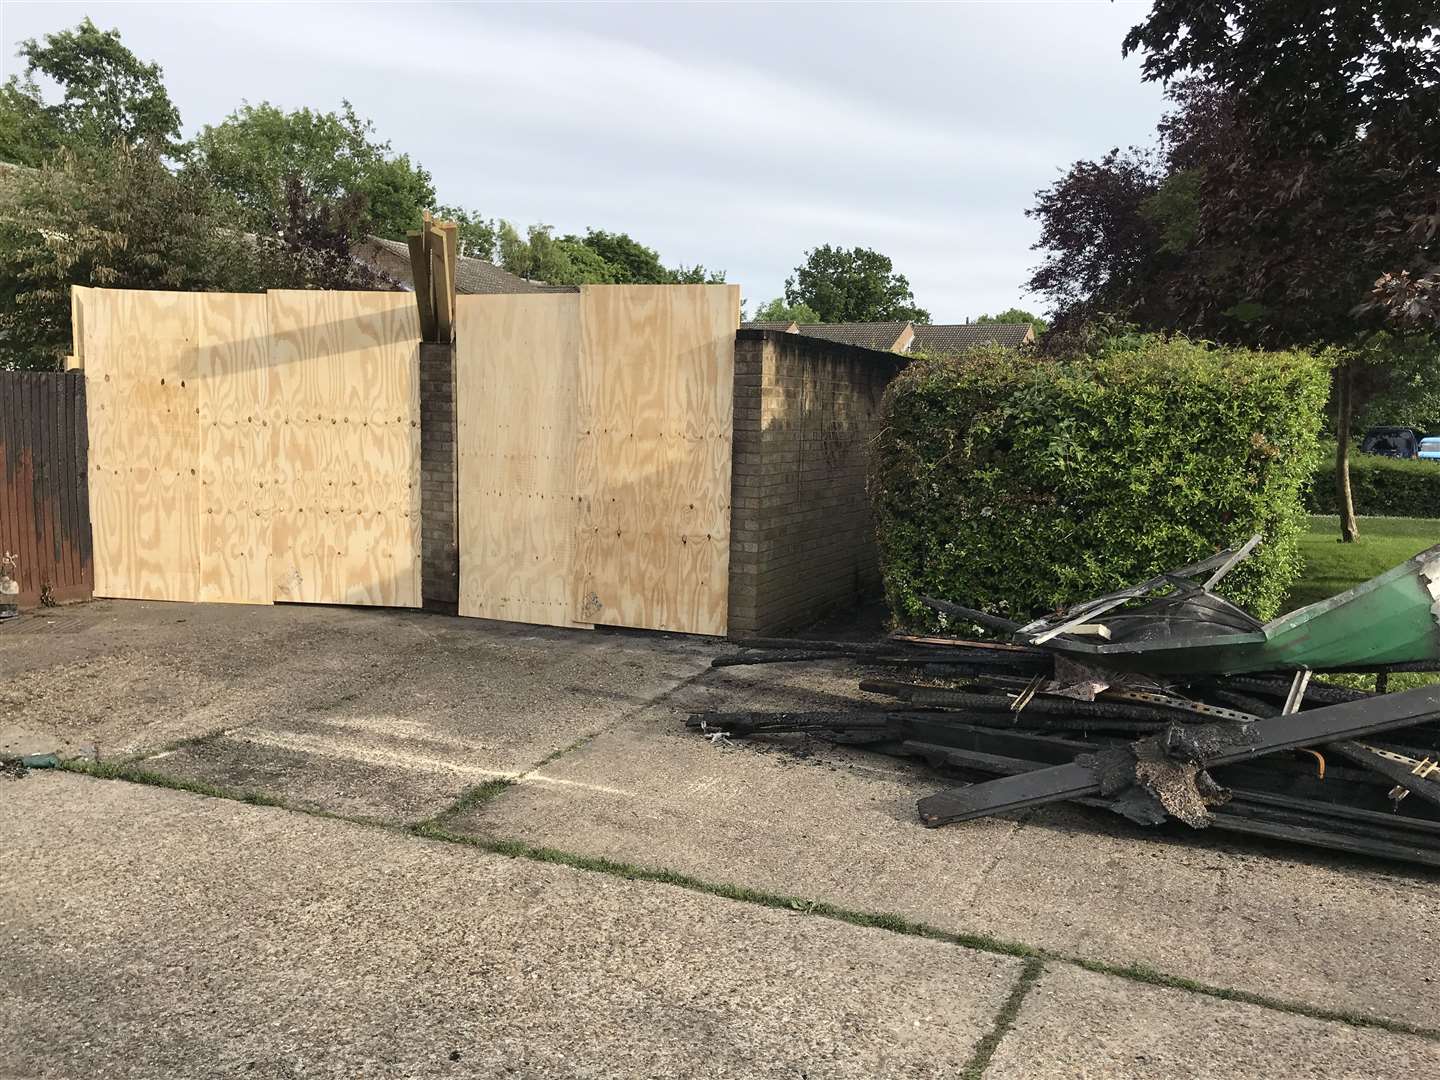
(1040, 544, 1440, 676)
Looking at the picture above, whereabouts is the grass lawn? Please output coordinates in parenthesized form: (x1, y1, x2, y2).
(1286, 515, 1440, 691)
(1286, 515, 1440, 612)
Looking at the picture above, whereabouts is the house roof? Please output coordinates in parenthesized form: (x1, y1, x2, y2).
(358, 235, 575, 295)
(794, 322, 914, 352)
(910, 323, 1035, 353)
(741, 320, 799, 332)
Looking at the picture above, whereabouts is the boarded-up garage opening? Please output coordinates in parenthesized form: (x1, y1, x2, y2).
(455, 284, 739, 637)
(72, 286, 421, 607)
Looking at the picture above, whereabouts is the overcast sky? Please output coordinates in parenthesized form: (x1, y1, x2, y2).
(2, 1, 1167, 322)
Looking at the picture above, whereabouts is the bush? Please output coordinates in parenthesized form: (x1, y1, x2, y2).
(1308, 449, 1440, 517)
(870, 337, 1330, 632)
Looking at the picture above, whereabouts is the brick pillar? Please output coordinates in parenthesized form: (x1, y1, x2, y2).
(419, 342, 458, 611)
(726, 332, 768, 638)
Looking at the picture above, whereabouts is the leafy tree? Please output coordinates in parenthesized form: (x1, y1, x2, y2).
(570, 228, 668, 283)
(498, 222, 616, 285)
(0, 148, 390, 371)
(1120, 0, 1440, 541)
(187, 101, 436, 239)
(0, 18, 182, 163)
(0, 149, 247, 369)
(1032, 1, 1440, 541)
(433, 205, 498, 261)
(499, 222, 724, 285)
(750, 297, 821, 324)
(784, 245, 929, 323)
(975, 308, 1049, 335)
(670, 264, 726, 285)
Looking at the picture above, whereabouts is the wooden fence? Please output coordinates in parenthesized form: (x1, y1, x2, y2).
(456, 284, 739, 636)
(0, 371, 93, 607)
(72, 286, 421, 607)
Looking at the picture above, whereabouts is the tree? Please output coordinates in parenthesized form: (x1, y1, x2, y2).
(187, 102, 436, 239)
(0, 151, 237, 368)
(498, 222, 616, 285)
(0, 148, 392, 371)
(570, 229, 668, 283)
(670, 264, 726, 285)
(976, 308, 1049, 335)
(1031, 2, 1440, 541)
(750, 297, 821, 324)
(434, 205, 498, 261)
(1119, 1, 1440, 542)
(784, 245, 929, 323)
(0, 18, 182, 164)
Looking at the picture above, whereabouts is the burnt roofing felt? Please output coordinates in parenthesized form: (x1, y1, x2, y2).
(910, 323, 1034, 353)
(361, 235, 575, 295)
(794, 322, 913, 351)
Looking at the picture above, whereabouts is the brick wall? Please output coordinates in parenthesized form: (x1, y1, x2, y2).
(419, 342, 458, 610)
(728, 330, 909, 637)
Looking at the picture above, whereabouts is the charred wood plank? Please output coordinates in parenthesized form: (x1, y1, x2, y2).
(917, 683, 1440, 827)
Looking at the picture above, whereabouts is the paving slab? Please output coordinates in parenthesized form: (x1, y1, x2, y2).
(1, 601, 719, 820)
(986, 963, 1440, 1079)
(1, 771, 1021, 1079)
(452, 660, 1440, 1031)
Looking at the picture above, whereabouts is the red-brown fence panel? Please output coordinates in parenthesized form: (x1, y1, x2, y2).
(0, 371, 93, 608)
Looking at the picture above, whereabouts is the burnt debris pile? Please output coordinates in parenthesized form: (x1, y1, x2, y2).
(691, 537, 1440, 868)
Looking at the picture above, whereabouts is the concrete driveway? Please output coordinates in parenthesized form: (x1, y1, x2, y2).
(3, 600, 1439, 1078)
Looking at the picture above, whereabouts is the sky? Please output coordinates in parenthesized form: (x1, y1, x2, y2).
(1, 1, 1168, 323)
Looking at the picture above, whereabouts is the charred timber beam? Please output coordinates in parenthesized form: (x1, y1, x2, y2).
(917, 683, 1440, 827)
(920, 597, 1024, 635)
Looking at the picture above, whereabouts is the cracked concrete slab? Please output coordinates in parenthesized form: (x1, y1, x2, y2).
(984, 963, 1440, 1079)
(1, 601, 719, 821)
(1, 772, 1022, 1079)
(451, 660, 1440, 1031)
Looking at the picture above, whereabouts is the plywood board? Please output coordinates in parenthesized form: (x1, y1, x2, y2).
(83, 288, 203, 602)
(267, 290, 421, 607)
(455, 293, 586, 627)
(571, 284, 739, 636)
(197, 293, 273, 605)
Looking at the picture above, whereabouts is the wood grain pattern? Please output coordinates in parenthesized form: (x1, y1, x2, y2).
(267, 290, 421, 607)
(83, 288, 203, 602)
(455, 293, 588, 627)
(197, 293, 273, 604)
(571, 284, 738, 636)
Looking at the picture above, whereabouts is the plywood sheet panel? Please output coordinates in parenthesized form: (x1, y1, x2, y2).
(197, 293, 272, 605)
(571, 284, 738, 636)
(82, 288, 202, 602)
(267, 290, 420, 607)
(455, 293, 586, 627)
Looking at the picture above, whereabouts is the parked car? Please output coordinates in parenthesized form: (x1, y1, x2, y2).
(1420, 437, 1440, 461)
(1360, 426, 1426, 458)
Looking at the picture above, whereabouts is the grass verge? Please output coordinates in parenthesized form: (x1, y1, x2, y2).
(1286, 514, 1439, 611)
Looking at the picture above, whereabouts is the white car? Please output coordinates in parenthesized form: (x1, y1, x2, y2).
(1419, 436, 1440, 461)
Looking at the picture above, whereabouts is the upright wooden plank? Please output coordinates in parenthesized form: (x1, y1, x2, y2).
(407, 232, 437, 342)
(82, 288, 202, 601)
(455, 292, 588, 628)
(571, 284, 739, 635)
(267, 289, 421, 607)
(430, 226, 454, 344)
(197, 293, 273, 604)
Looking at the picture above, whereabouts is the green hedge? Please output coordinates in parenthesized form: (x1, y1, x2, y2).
(1308, 449, 1440, 517)
(871, 338, 1329, 632)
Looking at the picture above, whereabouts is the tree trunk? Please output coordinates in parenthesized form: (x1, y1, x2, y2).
(1335, 361, 1359, 543)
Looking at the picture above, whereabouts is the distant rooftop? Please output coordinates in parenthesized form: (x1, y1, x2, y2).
(911, 323, 1035, 352)
(358, 235, 575, 295)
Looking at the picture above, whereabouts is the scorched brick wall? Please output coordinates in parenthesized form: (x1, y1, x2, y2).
(728, 330, 908, 637)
